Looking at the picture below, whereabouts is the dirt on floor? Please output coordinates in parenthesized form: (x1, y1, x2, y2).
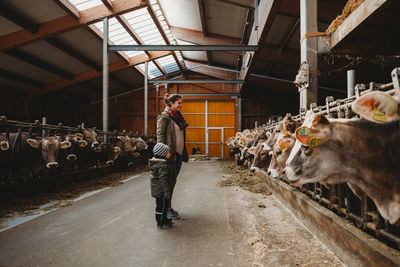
(218, 160, 271, 196)
(219, 160, 345, 266)
(0, 165, 149, 219)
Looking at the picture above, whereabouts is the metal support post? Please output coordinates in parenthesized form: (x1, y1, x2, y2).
(103, 17, 109, 142)
(42, 117, 47, 137)
(238, 97, 242, 131)
(144, 61, 148, 136)
(347, 70, 356, 97)
(391, 67, 400, 92)
(300, 0, 318, 109)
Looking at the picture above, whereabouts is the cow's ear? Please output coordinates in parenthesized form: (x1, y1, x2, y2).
(78, 140, 88, 147)
(27, 138, 41, 148)
(60, 141, 71, 149)
(312, 115, 330, 128)
(353, 91, 400, 123)
(295, 127, 329, 147)
(248, 146, 256, 155)
(277, 139, 290, 151)
(75, 133, 84, 139)
(113, 146, 121, 153)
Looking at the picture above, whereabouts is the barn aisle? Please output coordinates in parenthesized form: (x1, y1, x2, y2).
(0, 160, 343, 266)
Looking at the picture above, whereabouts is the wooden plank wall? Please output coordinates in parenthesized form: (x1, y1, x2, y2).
(80, 74, 239, 135)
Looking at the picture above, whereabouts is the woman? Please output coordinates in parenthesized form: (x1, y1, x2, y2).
(156, 94, 189, 219)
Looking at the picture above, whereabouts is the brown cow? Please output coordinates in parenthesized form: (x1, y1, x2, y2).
(27, 136, 71, 169)
(285, 94, 400, 224)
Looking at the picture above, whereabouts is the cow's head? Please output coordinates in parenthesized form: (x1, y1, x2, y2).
(353, 91, 400, 123)
(0, 135, 9, 151)
(250, 141, 272, 173)
(267, 131, 296, 178)
(101, 143, 122, 165)
(83, 128, 100, 150)
(118, 135, 135, 153)
(132, 137, 148, 151)
(27, 136, 71, 168)
(284, 115, 347, 186)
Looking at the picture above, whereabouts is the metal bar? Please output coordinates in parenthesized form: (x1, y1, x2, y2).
(221, 128, 224, 158)
(205, 100, 208, 155)
(238, 97, 242, 131)
(299, 0, 318, 109)
(103, 17, 109, 142)
(183, 113, 235, 115)
(174, 93, 240, 97)
(347, 70, 356, 97)
(144, 61, 148, 136)
(148, 79, 244, 84)
(109, 45, 258, 51)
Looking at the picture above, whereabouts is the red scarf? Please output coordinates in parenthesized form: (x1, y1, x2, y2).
(167, 107, 188, 130)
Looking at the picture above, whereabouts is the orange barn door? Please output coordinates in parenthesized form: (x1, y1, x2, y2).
(182, 100, 236, 158)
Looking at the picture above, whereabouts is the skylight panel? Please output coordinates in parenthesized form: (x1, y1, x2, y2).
(137, 62, 163, 79)
(69, 0, 102, 11)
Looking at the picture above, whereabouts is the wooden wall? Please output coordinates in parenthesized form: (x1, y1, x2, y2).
(80, 74, 239, 135)
(241, 90, 299, 130)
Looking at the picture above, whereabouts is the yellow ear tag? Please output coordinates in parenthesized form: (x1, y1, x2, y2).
(278, 140, 288, 151)
(308, 135, 320, 147)
(372, 106, 387, 122)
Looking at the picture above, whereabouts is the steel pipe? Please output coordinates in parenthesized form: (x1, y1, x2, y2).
(109, 45, 258, 51)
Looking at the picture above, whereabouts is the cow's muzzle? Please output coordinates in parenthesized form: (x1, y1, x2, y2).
(67, 154, 77, 161)
(0, 141, 9, 151)
(106, 160, 114, 165)
(250, 167, 259, 173)
(46, 162, 59, 168)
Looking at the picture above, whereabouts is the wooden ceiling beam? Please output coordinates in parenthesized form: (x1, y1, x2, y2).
(0, 68, 45, 89)
(147, 6, 183, 74)
(86, 24, 130, 63)
(170, 26, 241, 46)
(101, 0, 114, 11)
(197, 0, 208, 37)
(46, 37, 102, 71)
(0, 0, 147, 52)
(6, 49, 75, 80)
(184, 60, 237, 80)
(28, 51, 172, 96)
(52, 0, 80, 21)
(0, 2, 39, 33)
(216, 0, 255, 9)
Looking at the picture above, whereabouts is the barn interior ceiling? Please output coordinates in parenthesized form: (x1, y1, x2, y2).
(0, 0, 399, 105)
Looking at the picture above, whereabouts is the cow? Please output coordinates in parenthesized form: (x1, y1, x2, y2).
(131, 137, 149, 151)
(249, 141, 272, 173)
(284, 91, 400, 224)
(267, 130, 296, 178)
(0, 134, 10, 179)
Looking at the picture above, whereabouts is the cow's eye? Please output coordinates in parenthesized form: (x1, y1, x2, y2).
(301, 144, 311, 155)
(276, 150, 282, 156)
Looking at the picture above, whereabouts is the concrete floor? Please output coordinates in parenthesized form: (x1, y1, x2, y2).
(0, 160, 344, 267)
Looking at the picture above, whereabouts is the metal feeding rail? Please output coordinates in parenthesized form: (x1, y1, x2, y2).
(0, 117, 153, 185)
(256, 67, 400, 250)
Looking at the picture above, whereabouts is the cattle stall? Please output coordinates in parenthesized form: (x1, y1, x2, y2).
(228, 72, 400, 258)
(0, 117, 153, 193)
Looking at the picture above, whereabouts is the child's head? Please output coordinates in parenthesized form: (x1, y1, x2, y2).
(153, 143, 170, 159)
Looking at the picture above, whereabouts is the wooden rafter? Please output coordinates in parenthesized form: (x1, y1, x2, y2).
(197, 0, 208, 36)
(101, 0, 114, 11)
(52, 0, 80, 21)
(0, 2, 39, 33)
(116, 15, 168, 77)
(28, 51, 172, 96)
(184, 60, 237, 80)
(170, 26, 241, 45)
(86, 24, 130, 63)
(147, 6, 184, 75)
(0, 68, 45, 89)
(0, 0, 147, 52)
(46, 37, 102, 71)
(216, 0, 255, 9)
(6, 49, 75, 80)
